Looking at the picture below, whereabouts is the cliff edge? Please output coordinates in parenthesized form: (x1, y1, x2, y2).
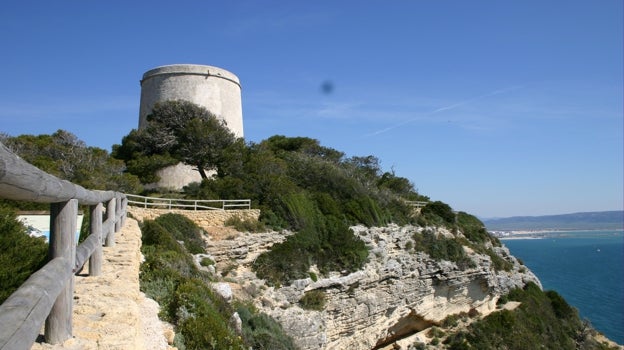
(204, 224, 540, 349)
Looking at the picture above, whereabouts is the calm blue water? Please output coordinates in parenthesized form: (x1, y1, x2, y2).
(38, 231, 81, 242)
(503, 230, 624, 345)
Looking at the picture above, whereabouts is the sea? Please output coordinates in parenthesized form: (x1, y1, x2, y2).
(502, 230, 624, 345)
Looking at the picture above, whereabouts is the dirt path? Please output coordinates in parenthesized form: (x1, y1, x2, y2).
(31, 218, 172, 350)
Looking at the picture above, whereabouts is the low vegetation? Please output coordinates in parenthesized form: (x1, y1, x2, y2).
(224, 215, 266, 233)
(0, 205, 48, 304)
(411, 229, 475, 269)
(442, 282, 617, 350)
(139, 213, 295, 350)
(299, 290, 328, 311)
(412, 202, 513, 271)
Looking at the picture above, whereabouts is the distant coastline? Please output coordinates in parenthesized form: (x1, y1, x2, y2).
(491, 228, 624, 240)
(483, 210, 623, 232)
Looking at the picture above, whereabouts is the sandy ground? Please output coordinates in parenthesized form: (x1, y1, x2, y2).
(30, 218, 172, 350)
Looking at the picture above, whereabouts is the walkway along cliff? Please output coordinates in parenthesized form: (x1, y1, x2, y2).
(0, 142, 127, 350)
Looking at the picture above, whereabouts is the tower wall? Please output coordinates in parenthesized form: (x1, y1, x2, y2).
(137, 64, 243, 190)
(139, 64, 243, 137)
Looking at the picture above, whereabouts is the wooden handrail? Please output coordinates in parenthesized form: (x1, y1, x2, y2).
(0, 142, 127, 349)
(125, 193, 251, 210)
(405, 201, 429, 208)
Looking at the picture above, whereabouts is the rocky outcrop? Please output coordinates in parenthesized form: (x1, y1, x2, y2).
(206, 224, 540, 350)
(204, 229, 294, 266)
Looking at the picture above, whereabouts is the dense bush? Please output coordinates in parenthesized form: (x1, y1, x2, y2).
(414, 206, 512, 271)
(236, 303, 298, 350)
(224, 215, 266, 233)
(444, 282, 615, 350)
(139, 214, 295, 350)
(418, 201, 456, 228)
(299, 290, 328, 311)
(0, 205, 48, 304)
(412, 230, 474, 269)
(252, 192, 369, 286)
(152, 213, 206, 254)
(456, 211, 500, 246)
(2, 130, 141, 193)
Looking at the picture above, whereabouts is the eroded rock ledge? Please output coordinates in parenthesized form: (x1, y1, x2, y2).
(204, 224, 540, 350)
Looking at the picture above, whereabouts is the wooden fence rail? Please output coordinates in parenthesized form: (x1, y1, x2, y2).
(0, 142, 127, 350)
(126, 193, 250, 210)
(405, 201, 429, 209)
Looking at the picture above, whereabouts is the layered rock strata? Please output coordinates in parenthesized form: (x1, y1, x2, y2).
(205, 224, 540, 350)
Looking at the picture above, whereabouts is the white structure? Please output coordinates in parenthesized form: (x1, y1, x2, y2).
(138, 64, 244, 190)
(139, 64, 243, 137)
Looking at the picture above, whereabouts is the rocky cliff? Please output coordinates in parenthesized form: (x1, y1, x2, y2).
(203, 224, 540, 350)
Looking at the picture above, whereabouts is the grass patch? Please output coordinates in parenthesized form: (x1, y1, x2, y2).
(200, 257, 215, 267)
(299, 290, 327, 311)
(224, 215, 266, 232)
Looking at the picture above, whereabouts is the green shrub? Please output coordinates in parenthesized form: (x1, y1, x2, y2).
(141, 220, 185, 254)
(0, 205, 48, 304)
(154, 213, 206, 254)
(428, 326, 445, 338)
(309, 272, 318, 282)
(299, 290, 327, 311)
(412, 230, 474, 268)
(419, 201, 456, 228)
(224, 215, 266, 233)
(442, 314, 461, 328)
(171, 279, 245, 350)
(236, 303, 297, 350)
(252, 206, 368, 285)
(444, 282, 597, 350)
(200, 257, 215, 267)
(486, 248, 513, 272)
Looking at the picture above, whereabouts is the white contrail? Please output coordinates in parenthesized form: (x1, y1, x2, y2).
(366, 85, 523, 136)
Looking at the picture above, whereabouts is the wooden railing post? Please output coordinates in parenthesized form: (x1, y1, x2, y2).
(45, 199, 77, 344)
(121, 197, 127, 227)
(115, 196, 122, 233)
(88, 203, 103, 276)
(105, 198, 116, 247)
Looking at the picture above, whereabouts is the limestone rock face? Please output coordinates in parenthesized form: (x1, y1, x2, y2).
(206, 224, 541, 350)
(204, 230, 293, 266)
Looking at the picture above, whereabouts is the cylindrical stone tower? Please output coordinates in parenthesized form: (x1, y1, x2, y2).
(139, 64, 243, 137)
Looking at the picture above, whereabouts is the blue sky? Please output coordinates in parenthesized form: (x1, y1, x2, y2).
(1, 1, 622, 218)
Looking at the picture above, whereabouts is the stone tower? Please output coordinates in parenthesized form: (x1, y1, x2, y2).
(139, 64, 243, 137)
(138, 64, 244, 189)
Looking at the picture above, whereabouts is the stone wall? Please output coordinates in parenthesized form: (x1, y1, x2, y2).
(127, 206, 260, 231)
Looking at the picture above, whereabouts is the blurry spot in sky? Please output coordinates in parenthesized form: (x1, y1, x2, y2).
(321, 80, 334, 94)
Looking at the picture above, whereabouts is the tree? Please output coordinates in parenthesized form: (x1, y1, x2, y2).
(2, 130, 141, 193)
(113, 100, 240, 180)
(0, 204, 48, 304)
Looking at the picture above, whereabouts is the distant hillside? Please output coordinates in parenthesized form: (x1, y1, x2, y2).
(483, 210, 624, 231)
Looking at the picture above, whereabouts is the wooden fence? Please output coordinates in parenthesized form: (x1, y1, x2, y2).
(126, 193, 250, 210)
(0, 142, 127, 350)
(405, 201, 429, 209)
